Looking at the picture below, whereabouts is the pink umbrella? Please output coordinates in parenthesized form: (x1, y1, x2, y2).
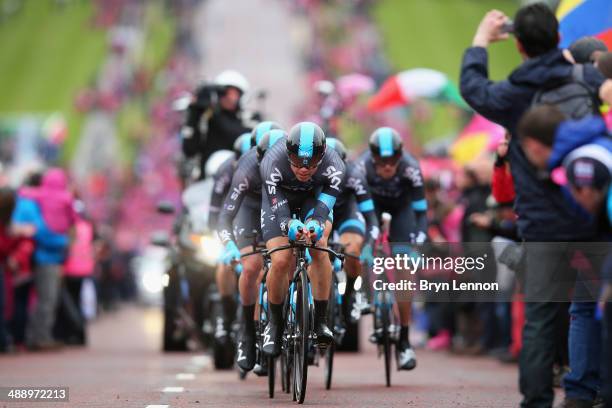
(336, 73, 375, 100)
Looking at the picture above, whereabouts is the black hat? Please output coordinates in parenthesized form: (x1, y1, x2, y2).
(569, 36, 608, 64)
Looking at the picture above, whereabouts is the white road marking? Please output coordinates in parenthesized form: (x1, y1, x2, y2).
(176, 373, 195, 380)
(191, 355, 211, 366)
(162, 386, 184, 393)
(145, 405, 169, 408)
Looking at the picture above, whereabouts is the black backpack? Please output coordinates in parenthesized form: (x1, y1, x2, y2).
(531, 64, 601, 120)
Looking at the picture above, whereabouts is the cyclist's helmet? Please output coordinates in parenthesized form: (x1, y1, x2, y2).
(233, 132, 252, 158)
(250, 121, 283, 147)
(326, 138, 347, 161)
(287, 122, 326, 168)
(369, 127, 402, 165)
(257, 129, 287, 162)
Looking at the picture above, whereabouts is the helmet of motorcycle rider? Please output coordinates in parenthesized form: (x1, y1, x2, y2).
(257, 129, 287, 162)
(314, 80, 335, 96)
(326, 138, 346, 161)
(369, 127, 402, 165)
(205, 149, 235, 179)
(287, 122, 326, 168)
(233, 132, 253, 158)
(214, 70, 250, 95)
(250, 121, 283, 147)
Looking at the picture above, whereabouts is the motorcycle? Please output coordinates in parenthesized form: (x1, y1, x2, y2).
(152, 176, 224, 352)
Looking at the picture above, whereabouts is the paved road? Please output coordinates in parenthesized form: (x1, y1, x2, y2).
(0, 305, 521, 408)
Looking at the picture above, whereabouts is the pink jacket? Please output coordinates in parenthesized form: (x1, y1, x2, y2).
(20, 168, 76, 234)
(64, 218, 95, 277)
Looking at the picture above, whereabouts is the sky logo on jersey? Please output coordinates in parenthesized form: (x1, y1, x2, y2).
(298, 123, 315, 158)
(377, 127, 394, 157)
(266, 167, 283, 195)
(322, 165, 342, 191)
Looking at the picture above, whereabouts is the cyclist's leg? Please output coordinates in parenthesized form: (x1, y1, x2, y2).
(337, 202, 366, 291)
(336, 204, 367, 321)
(336, 198, 366, 280)
(235, 204, 264, 370)
(214, 263, 237, 340)
(235, 202, 264, 306)
(260, 200, 294, 356)
(303, 202, 334, 347)
(389, 203, 418, 370)
(306, 220, 333, 300)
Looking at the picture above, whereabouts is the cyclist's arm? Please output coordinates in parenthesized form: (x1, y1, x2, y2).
(260, 157, 292, 235)
(311, 153, 346, 225)
(349, 165, 379, 244)
(403, 161, 428, 236)
(217, 161, 252, 245)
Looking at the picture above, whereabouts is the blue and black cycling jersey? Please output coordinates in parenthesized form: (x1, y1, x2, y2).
(260, 141, 345, 237)
(333, 160, 379, 244)
(217, 148, 262, 245)
(358, 151, 428, 241)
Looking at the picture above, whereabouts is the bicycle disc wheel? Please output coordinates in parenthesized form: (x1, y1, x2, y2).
(324, 287, 336, 390)
(381, 303, 392, 387)
(281, 347, 291, 393)
(293, 270, 309, 404)
(268, 356, 275, 398)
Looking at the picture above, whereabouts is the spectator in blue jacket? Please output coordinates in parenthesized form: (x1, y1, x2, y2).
(459, 3, 605, 407)
(12, 196, 69, 350)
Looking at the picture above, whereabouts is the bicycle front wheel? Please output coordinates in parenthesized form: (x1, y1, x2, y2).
(293, 269, 309, 404)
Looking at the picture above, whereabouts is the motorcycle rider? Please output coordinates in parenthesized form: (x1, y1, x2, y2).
(181, 70, 252, 177)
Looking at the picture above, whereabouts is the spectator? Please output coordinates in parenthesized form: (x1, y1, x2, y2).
(491, 133, 515, 205)
(559, 132, 611, 408)
(569, 36, 608, 65)
(459, 3, 605, 407)
(596, 52, 612, 80)
(12, 188, 70, 350)
(19, 168, 76, 234)
(54, 202, 97, 345)
(0, 187, 35, 353)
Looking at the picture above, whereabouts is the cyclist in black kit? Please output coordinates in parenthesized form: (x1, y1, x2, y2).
(208, 132, 252, 231)
(326, 138, 379, 318)
(358, 127, 428, 371)
(259, 122, 346, 357)
(210, 125, 279, 343)
(216, 129, 287, 371)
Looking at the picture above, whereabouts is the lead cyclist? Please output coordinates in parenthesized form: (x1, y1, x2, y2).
(259, 122, 345, 358)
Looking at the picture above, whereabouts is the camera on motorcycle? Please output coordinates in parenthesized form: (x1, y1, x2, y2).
(156, 200, 176, 215)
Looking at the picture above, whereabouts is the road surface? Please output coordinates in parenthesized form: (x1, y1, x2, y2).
(0, 305, 521, 408)
(195, 0, 305, 127)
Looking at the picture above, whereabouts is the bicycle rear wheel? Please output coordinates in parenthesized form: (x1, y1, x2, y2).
(293, 269, 309, 404)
